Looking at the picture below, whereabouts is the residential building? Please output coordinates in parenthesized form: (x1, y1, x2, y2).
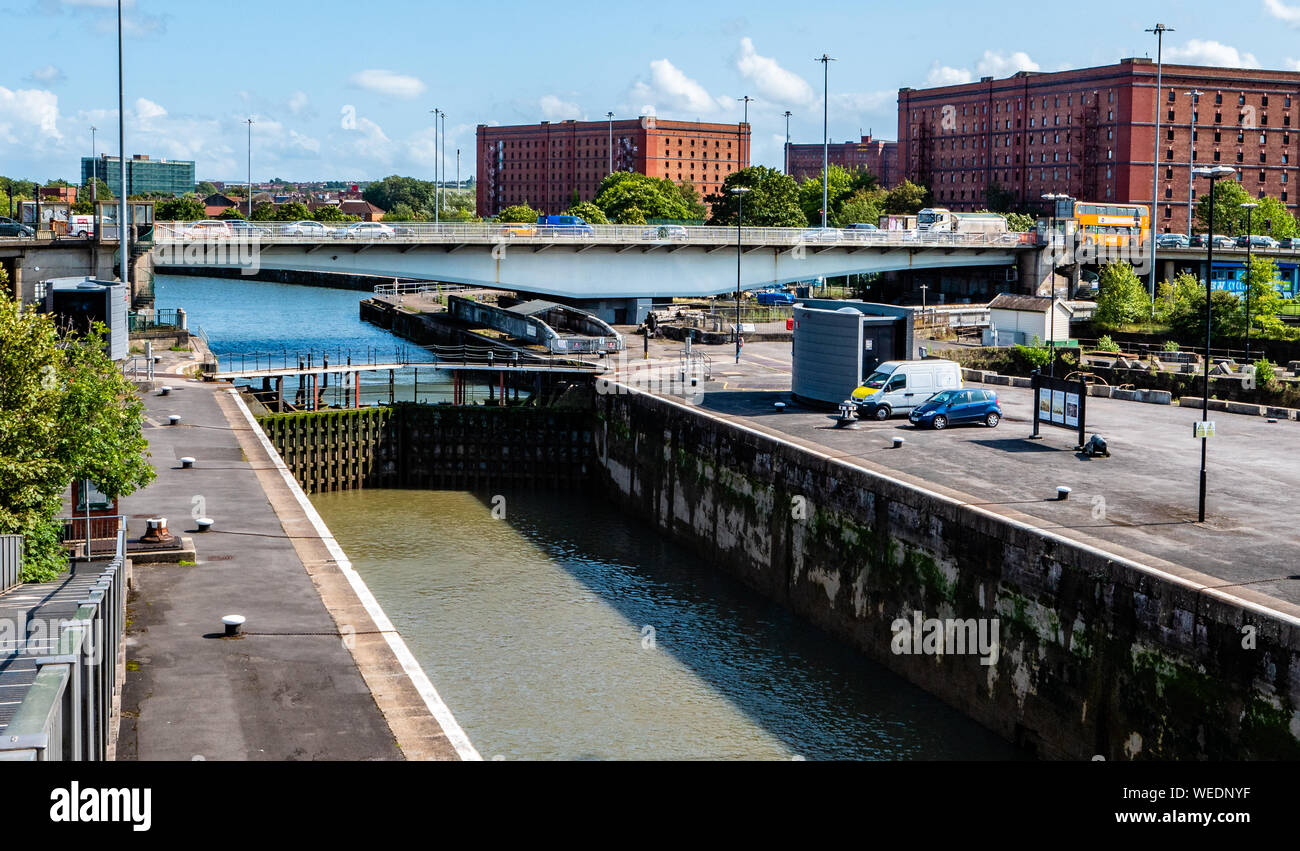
(82, 154, 196, 198)
(897, 58, 1300, 233)
(338, 199, 384, 221)
(476, 116, 750, 217)
(786, 135, 899, 187)
(40, 185, 78, 204)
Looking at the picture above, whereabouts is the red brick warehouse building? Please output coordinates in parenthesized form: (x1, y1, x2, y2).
(786, 134, 899, 187)
(476, 116, 750, 217)
(897, 58, 1300, 234)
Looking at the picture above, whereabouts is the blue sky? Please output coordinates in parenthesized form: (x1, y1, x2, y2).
(3, 0, 1300, 184)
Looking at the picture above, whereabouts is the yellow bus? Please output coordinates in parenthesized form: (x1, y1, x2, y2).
(1067, 201, 1149, 247)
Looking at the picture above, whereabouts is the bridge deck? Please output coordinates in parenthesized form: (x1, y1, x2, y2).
(213, 358, 607, 381)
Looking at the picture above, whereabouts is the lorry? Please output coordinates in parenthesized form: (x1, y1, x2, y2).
(755, 290, 795, 306)
(916, 208, 1009, 236)
(849, 359, 963, 420)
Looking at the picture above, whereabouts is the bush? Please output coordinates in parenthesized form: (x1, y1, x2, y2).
(1096, 334, 1120, 352)
(1094, 261, 1149, 326)
(1013, 339, 1052, 369)
(1254, 357, 1276, 385)
(1162, 339, 1180, 352)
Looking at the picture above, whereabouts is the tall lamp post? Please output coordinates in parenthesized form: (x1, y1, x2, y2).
(1241, 201, 1258, 363)
(117, 0, 128, 291)
(1193, 165, 1236, 523)
(731, 186, 751, 364)
(1145, 23, 1174, 317)
(90, 126, 98, 239)
(606, 112, 615, 175)
(1184, 89, 1202, 238)
(816, 54, 836, 229)
(245, 117, 254, 218)
(439, 110, 446, 218)
(1041, 192, 1071, 376)
(737, 95, 754, 180)
(430, 108, 441, 225)
(783, 110, 793, 174)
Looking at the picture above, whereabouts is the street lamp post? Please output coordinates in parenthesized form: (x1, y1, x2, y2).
(783, 110, 792, 174)
(1185, 89, 1202, 238)
(90, 126, 97, 239)
(737, 96, 754, 180)
(1193, 165, 1236, 523)
(1041, 192, 1072, 376)
(245, 117, 254, 218)
(117, 0, 128, 291)
(607, 112, 615, 175)
(439, 110, 446, 217)
(731, 186, 751, 364)
(1145, 23, 1174, 317)
(1242, 201, 1258, 364)
(816, 54, 836, 229)
(430, 108, 441, 225)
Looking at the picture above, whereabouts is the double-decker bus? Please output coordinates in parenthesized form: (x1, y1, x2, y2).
(1060, 200, 1149, 247)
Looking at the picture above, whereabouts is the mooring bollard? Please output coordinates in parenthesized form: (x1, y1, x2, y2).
(222, 615, 245, 637)
(892, 436, 905, 448)
(196, 517, 213, 532)
(180, 457, 195, 469)
(1057, 486, 1072, 501)
(159, 386, 172, 396)
(168, 415, 182, 426)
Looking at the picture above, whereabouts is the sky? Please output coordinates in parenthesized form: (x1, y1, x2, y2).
(4, 0, 1300, 185)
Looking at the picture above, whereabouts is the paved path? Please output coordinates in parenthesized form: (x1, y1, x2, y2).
(117, 368, 469, 760)
(654, 339, 1300, 616)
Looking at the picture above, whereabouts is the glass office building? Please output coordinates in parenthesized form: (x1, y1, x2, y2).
(82, 154, 195, 197)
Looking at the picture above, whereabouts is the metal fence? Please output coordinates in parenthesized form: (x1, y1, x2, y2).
(0, 535, 20, 595)
(0, 528, 126, 761)
(127, 308, 181, 332)
(152, 220, 1038, 250)
(121, 355, 155, 382)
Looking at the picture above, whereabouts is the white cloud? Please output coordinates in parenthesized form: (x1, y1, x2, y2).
(0, 87, 61, 144)
(630, 58, 723, 116)
(539, 94, 581, 121)
(134, 97, 167, 123)
(350, 117, 393, 165)
(1165, 40, 1260, 68)
(926, 63, 973, 86)
(975, 50, 1040, 77)
(832, 91, 894, 113)
(26, 65, 66, 85)
(734, 37, 815, 106)
(350, 69, 427, 99)
(287, 91, 308, 115)
(1264, 0, 1300, 25)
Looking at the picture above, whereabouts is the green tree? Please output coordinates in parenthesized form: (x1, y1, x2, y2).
(705, 166, 804, 227)
(312, 205, 352, 223)
(1240, 255, 1287, 337)
(593, 173, 691, 221)
(195, 181, 219, 197)
(797, 164, 855, 226)
(838, 187, 887, 226)
(566, 201, 608, 225)
(0, 280, 154, 581)
(273, 201, 312, 222)
(362, 175, 437, 214)
(883, 179, 929, 215)
(984, 181, 1017, 212)
(675, 181, 707, 220)
(614, 205, 646, 225)
(154, 197, 206, 221)
(250, 202, 277, 221)
(1004, 212, 1036, 232)
(71, 178, 113, 214)
(497, 203, 540, 223)
(216, 208, 246, 220)
(382, 203, 426, 222)
(1094, 261, 1149, 326)
(1194, 181, 1297, 238)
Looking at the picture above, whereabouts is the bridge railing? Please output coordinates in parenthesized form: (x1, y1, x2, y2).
(151, 221, 1037, 249)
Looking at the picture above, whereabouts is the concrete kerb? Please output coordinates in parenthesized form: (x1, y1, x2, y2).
(224, 387, 482, 761)
(1179, 396, 1300, 420)
(606, 379, 1300, 637)
(962, 368, 1172, 405)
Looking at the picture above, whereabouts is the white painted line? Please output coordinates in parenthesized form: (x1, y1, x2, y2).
(226, 388, 482, 761)
(614, 381, 1300, 630)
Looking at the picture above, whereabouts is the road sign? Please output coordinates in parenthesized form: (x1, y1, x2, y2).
(1194, 421, 1216, 439)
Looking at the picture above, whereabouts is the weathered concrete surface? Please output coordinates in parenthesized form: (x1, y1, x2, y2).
(594, 383, 1300, 760)
(117, 373, 467, 760)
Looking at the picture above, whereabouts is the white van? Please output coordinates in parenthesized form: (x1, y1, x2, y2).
(68, 215, 95, 238)
(850, 359, 963, 420)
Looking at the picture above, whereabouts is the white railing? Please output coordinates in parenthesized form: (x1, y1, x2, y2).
(151, 221, 1038, 250)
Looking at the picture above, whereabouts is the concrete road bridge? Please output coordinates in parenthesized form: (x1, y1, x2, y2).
(151, 222, 1040, 322)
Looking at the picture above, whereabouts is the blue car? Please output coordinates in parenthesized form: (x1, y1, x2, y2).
(536, 215, 595, 237)
(908, 388, 1002, 430)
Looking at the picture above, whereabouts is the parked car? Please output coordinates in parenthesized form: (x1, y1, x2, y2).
(844, 223, 881, 240)
(1236, 234, 1279, 249)
(184, 220, 233, 238)
(1156, 233, 1190, 248)
(1211, 234, 1236, 249)
(498, 223, 537, 237)
(1190, 234, 1208, 248)
(1279, 237, 1300, 249)
(284, 220, 332, 237)
(337, 221, 395, 239)
(908, 388, 1003, 430)
(0, 217, 34, 237)
(851, 359, 963, 420)
(641, 224, 688, 240)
